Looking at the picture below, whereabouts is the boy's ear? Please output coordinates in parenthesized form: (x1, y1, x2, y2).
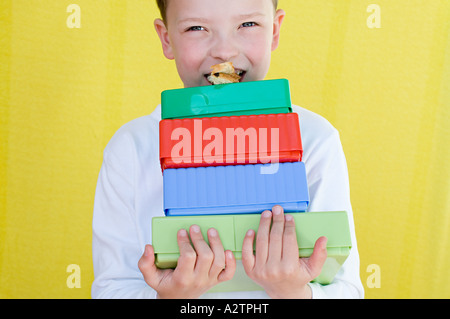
(154, 19, 175, 60)
(271, 9, 286, 51)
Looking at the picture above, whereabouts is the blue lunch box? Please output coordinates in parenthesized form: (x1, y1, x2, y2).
(163, 161, 309, 216)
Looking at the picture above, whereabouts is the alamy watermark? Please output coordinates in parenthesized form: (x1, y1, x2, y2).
(366, 264, 381, 289)
(66, 4, 81, 29)
(367, 4, 382, 29)
(66, 264, 81, 288)
(170, 120, 281, 174)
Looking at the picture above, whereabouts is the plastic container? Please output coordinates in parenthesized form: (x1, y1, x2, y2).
(161, 79, 292, 120)
(163, 161, 309, 216)
(152, 211, 352, 291)
(159, 113, 303, 171)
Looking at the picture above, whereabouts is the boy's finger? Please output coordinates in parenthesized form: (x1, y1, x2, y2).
(242, 229, 256, 273)
(174, 229, 197, 277)
(138, 244, 164, 288)
(189, 225, 214, 275)
(305, 236, 328, 280)
(282, 214, 299, 263)
(255, 210, 272, 265)
(207, 228, 226, 279)
(268, 205, 284, 263)
(218, 250, 236, 283)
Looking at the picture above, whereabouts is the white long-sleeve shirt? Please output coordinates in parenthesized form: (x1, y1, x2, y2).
(91, 104, 365, 299)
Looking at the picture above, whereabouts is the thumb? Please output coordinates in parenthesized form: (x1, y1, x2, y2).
(305, 236, 328, 280)
(138, 244, 162, 288)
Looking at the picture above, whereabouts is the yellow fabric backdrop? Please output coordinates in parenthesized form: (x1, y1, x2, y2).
(1, 0, 449, 298)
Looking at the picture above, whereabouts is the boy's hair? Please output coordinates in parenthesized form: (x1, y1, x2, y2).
(156, 0, 279, 24)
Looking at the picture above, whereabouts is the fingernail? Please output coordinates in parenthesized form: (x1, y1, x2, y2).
(192, 225, 200, 233)
(179, 229, 188, 237)
(209, 228, 217, 237)
(246, 229, 254, 236)
(322, 237, 328, 250)
(262, 210, 271, 218)
(285, 214, 293, 222)
(144, 245, 149, 257)
(273, 206, 282, 215)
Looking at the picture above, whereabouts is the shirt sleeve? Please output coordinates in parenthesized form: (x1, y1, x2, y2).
(304, 129, 365, 299)
(91, 131, 157, 299)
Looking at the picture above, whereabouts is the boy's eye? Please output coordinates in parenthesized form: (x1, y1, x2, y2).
(241, 22, 257, 28)
(186, 26, 206, 32)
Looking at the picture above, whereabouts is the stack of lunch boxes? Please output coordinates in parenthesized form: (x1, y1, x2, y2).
(152, 80, 352, 292)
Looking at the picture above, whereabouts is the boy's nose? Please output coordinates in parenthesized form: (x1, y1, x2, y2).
(210, 35, 239, 62)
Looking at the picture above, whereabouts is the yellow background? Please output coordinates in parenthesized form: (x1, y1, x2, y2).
(1, 0, 449, 298)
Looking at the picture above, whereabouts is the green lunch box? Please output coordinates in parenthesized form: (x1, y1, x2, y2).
(161, 79, 292, 120)
(152, 211, 352, 293)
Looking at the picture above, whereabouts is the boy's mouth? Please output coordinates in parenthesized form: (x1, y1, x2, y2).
(235, 69, 246, 80)
(204, 70, 246, 85)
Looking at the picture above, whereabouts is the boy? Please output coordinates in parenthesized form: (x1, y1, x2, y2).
(91, 0, 364, 299)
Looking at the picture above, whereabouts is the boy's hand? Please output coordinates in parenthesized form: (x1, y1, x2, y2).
(138, 225, 236, 299)
(242, 205, 328, 299)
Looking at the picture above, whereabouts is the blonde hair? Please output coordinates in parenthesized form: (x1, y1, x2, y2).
(156, 0, 279, 24)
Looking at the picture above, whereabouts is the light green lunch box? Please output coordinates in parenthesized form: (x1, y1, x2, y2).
(152, 211, 352, 293)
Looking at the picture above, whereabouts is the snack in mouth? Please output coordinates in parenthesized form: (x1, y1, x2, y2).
(207, 62, 242, 85)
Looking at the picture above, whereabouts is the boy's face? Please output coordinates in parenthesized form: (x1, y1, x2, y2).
(155, 0, 285, 88)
